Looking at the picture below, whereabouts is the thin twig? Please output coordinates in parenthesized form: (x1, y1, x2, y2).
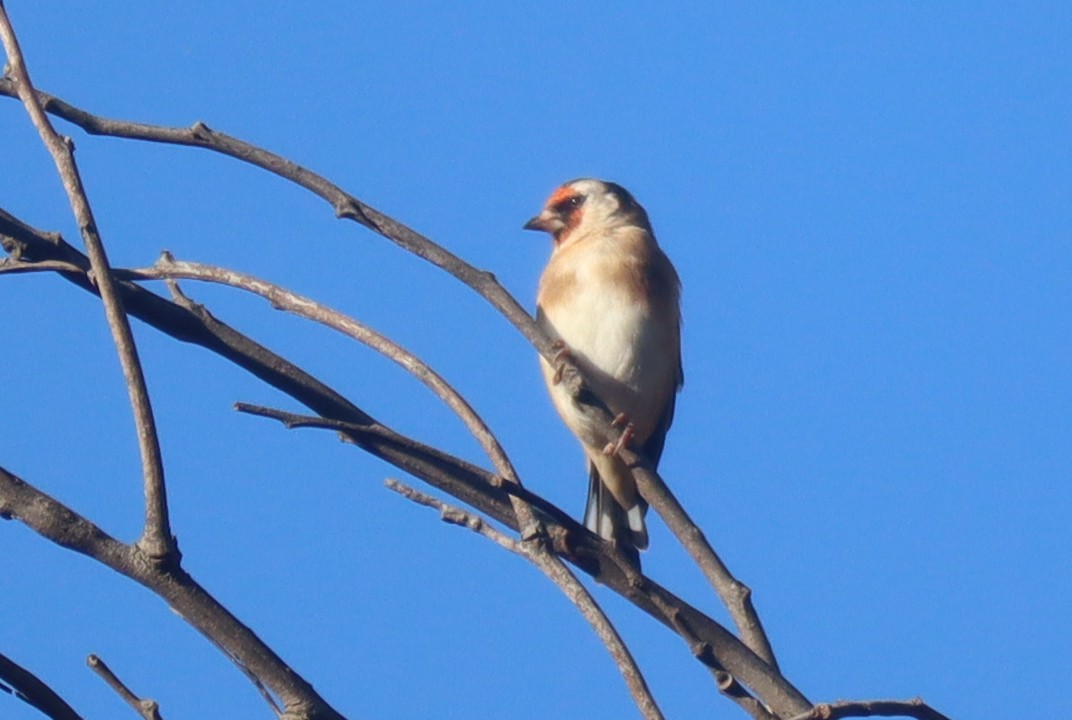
(0, 5, 174, 562)
(0, 651, 84, 720)
(787, 698, 954, 720)
(122, 252, 520, 490)
(385, 479, 664, 720)
(624, 452, 778, 669)
(233, 403, 576, 530)
(86, 655, 164, 720)
(0, 257, 85, 275)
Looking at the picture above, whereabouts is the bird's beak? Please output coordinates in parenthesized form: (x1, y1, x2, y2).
(523, 210, 564, 233)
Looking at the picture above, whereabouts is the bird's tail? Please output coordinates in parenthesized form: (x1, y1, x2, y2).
(583, 463, 648, 568)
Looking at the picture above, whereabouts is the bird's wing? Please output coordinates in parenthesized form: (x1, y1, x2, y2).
(641, 373, 679, 470)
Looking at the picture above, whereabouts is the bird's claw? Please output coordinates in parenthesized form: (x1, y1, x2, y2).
(603, 422, 635, 457)
(551, 340, 573, 385)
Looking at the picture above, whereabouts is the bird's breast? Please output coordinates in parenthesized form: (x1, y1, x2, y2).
(537, 238, 679, 442)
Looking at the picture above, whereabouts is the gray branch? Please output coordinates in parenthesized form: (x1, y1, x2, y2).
(0, 3, 174, 563)
(0, 465, 344, 720)
(0, 651, 84, 720)
(386, 479, 665, 720)
(87, 655, 165, 720)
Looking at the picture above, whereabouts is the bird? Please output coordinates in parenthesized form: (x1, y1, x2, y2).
(524, 178, 682, 565)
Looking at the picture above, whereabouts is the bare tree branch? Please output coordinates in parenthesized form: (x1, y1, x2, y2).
(4, 203, 809, 720)
(0, 76, 547, 357)
(0, 10, 963, 719)
(0, 465, 345, 720)
(2, 200, 776, 718)
(1, 208, 813, 717)
(232, 404, 810, 715)
(0, 651, 83, 720)
(712, 671, 778, 720)
(233, 403, 571, 528)
(787, 699, 953, 720)
(86, 655, 164, 720)
(623, 452, 779, 669)
(645, 583, 776, 720)
(0, 3, 174, 562)
(122, 252, 522, 491)
(0, 257, 83, 274)
(386, 479, 664, 720)
(120, 252, 558, 568)
(0, 74, 782, 668)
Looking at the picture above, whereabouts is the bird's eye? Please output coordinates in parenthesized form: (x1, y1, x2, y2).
(554, 195, 585, 213)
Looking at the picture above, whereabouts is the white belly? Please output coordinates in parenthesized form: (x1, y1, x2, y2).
(538, 280, 675, 445)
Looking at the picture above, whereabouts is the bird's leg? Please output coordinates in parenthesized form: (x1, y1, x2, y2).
(603, 420, 635, 457)
(550, 340, 573, 385)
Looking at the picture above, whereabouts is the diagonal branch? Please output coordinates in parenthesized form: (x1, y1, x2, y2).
(0, 651, 84, 720)
(623, 451, 778, 669)
(644, 583, 775, 720)
(0, 465, 346, 720)
(387, 479, 664, 720)
(787, 698, 954, 720)
(0, 4, 173, 562)
(120, 253, 521, 491)
(86, 655, 164, 720)
(0, 76, 548, 358)
(234, 404, 809, 715)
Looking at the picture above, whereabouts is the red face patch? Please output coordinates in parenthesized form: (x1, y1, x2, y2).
(545, 186, 586, 243)
(547, 185, 578, 208)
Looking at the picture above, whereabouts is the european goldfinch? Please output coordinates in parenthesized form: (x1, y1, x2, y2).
(525, 178, 682, 563)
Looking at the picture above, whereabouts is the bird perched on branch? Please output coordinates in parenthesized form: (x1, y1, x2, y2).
(524, 178, 682, 565)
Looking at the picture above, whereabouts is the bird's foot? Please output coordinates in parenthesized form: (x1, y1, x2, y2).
(550, 340, 573, 385)
(603, 422, 635, 457)
(611, 412, 629, 429)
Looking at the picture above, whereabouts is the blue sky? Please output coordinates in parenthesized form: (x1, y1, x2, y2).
(2, 3, 1069, 719)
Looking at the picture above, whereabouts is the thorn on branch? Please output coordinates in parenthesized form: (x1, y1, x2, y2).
(440, 506, 473, 528)
(333, 199, 375, 228)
